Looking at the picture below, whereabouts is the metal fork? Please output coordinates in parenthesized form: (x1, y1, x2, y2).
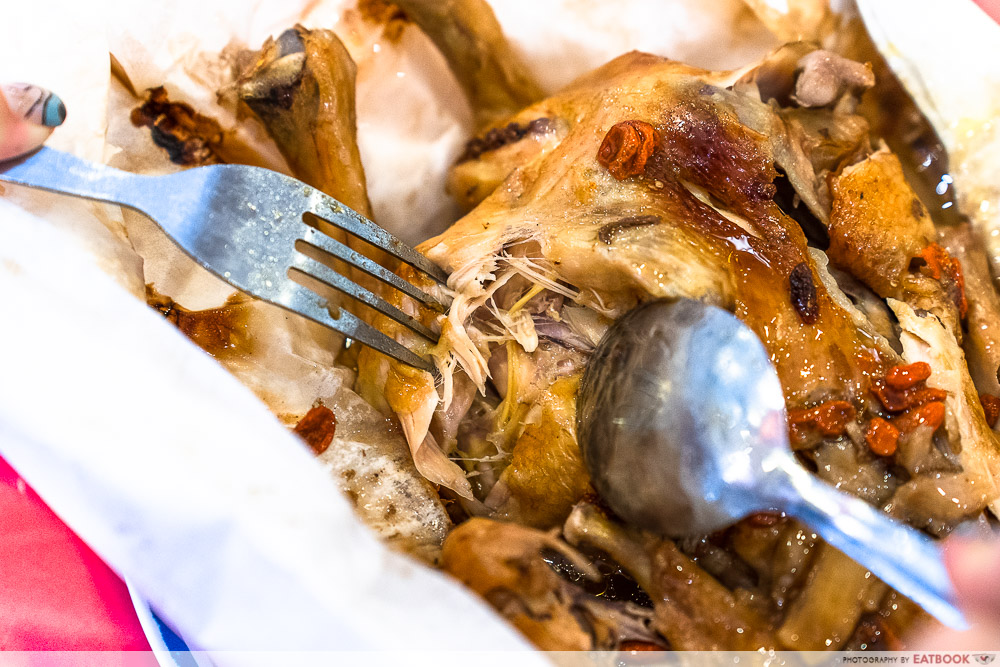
(0, 147, 449, 372)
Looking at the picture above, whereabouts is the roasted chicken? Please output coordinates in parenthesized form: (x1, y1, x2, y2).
(119, 0, 1000, 652)
(354, 35, 1000, 651)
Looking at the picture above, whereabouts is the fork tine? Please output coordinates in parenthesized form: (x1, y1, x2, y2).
(291, 253, 440, 343)
(279, 280, 436, 373)
(300, 227, 452, 312)
(304, 190, 450, 286)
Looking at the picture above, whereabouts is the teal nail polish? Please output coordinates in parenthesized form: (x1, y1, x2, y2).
(41, 94, 66, 127)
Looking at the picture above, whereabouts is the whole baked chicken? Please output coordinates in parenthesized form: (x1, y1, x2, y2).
(348, 8, 1000, 652)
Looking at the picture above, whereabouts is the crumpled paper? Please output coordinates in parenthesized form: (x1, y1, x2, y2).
(0, 0, 778, 659)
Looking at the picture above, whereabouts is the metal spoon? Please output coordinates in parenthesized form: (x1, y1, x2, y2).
(577, 298, 966, 629)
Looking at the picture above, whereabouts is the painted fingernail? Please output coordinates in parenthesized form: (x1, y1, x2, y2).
(41, 93, 66, 127)
(1, 83, 66, 127)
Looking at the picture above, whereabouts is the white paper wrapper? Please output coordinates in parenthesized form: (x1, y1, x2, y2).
(0, 0, 779, 657)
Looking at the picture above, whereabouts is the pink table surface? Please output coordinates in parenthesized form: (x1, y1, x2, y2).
(0, 456, 149, 651)
(977, 0, 1000, 23)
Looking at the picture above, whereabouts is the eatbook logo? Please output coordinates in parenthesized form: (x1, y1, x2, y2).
(913, 656, 994, 664)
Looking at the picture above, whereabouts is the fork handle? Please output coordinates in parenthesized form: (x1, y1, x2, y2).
(0, 147, 145, 209)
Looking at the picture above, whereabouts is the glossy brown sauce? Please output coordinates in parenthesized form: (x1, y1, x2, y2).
(641, 98, 889, 407)
(146, 286, 254, 360)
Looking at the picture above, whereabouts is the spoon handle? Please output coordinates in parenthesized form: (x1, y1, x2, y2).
(774, 460, 967, 630)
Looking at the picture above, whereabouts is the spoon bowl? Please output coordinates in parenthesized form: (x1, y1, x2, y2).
(577, 298, 787, 535)
(577, 298, 966, 629)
